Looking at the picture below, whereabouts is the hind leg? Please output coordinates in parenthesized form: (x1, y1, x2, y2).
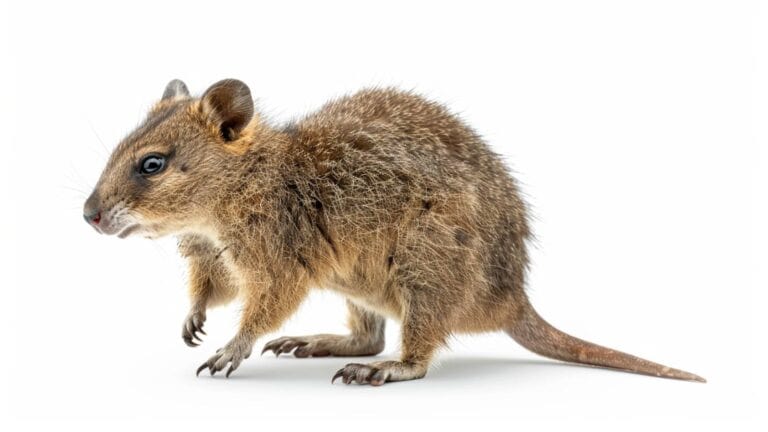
(332, 289, 449, 386)
(332, 213, 473, 385)
(332, 309, 446, 386)
(262, 301, 386, 357)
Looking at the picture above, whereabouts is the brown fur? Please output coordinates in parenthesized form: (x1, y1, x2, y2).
(83, 79, 704, 384)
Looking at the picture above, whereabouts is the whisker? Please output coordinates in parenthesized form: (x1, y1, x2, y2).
(85, 117, 111, 157)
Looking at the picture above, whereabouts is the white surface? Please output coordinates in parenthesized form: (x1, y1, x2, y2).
(2, 0, 765, 430)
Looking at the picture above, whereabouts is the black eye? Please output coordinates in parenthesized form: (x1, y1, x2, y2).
(139, 154, 166, 175)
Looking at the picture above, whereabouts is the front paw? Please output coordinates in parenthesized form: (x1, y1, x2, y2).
(196, 336, 254, 378)
(182, 309, 206, 347)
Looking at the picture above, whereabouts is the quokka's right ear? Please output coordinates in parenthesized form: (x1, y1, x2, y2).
(200, 79, 254, 142)
(161, 79, 190, 100)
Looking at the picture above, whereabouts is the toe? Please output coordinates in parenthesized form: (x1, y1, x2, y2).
(261, 337, 287, 356)
(356, 366, 376, 384)
(370, 369, 388, 386)
(226, 357, 243, 378)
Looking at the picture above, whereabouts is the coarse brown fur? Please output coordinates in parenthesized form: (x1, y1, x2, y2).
(83, 79, 705, 385)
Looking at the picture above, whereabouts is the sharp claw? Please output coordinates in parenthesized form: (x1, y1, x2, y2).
(226, 358, 242, 379)
(192, 332, 203, 343)
(196, 363, 208, 377)
(199, 328, 207, 336)
(261, 345, 270, 356)
(331, 369, 344, 384)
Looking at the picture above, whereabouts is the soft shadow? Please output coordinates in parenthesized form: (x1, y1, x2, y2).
(217, 355, 601, 384)
(223, 355, 383, 382)
(428, 356, 585, 383)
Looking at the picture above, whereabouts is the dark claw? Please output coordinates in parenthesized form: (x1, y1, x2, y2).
(331, 369, 345, 384)
(192, 332, 203, 343)
(198, 328, 207, 336)
(226, 366, 235, 378)
(196, 363, 208, 377)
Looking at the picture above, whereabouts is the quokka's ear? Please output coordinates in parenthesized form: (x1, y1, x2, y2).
(200, 79, 254, 141)
(161, 79, 190, 100)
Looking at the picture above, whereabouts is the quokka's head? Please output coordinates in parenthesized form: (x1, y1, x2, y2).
(83, 79, 255, 239)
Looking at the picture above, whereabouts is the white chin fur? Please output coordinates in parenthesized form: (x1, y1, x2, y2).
(99, 203, 144, 237)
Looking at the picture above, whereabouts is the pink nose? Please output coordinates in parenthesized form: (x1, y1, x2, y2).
(84, 210, 101, 225)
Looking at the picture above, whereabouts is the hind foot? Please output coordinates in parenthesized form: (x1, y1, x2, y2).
(331, 360, 428, 386)
(261, 334, 384, 358)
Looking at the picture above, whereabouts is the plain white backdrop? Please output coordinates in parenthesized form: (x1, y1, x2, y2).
(2, 0, 766, 430)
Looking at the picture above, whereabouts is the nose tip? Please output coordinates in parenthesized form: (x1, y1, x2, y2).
(84, 209, 101, 225)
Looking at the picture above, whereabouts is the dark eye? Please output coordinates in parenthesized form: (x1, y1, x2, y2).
(139, 154, 166, 175)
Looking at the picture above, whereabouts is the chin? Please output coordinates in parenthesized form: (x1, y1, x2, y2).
(116, 224, 142, 239)
(137, 224, 180, 240)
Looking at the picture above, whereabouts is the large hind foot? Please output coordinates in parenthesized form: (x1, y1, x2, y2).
(261, 334, 384, 358)
(331, 360, 428, 386)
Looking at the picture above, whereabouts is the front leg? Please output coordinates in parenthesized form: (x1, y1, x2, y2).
(262, 301, 386, 357)
(196, 273, 310, 377)
(178, 235, 237, 347)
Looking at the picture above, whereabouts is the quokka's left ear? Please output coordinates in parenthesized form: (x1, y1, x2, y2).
(200, 79, 254, 141)
(161, 79, 190, 100)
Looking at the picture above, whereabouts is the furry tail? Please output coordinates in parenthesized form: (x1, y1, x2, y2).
(505, 303, 705, 382)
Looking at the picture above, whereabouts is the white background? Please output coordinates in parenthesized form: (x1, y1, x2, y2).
(2, 0, 765, 430)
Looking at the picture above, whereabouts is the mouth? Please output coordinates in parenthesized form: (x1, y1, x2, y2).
(116, 224, 141, 239)
(88, 203, 145, 238)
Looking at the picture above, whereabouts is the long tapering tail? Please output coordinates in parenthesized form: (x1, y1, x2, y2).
(505, 303, 705, 382)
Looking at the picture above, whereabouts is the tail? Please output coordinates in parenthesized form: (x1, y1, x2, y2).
(505, 303, 706, 383)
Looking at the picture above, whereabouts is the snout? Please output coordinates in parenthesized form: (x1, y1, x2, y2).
(83, 193, 103, 233)
(83, 208, 101, 226)
(83, 192, 140, 237)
